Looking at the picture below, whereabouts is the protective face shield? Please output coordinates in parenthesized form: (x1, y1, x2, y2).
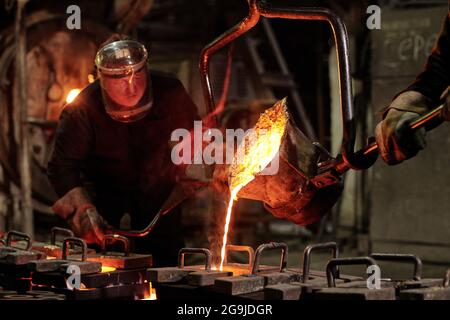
(95, 40, 153, 123)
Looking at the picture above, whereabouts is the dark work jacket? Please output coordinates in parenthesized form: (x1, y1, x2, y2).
(47, 71, 200, 234)
(405, 14, 450, 104)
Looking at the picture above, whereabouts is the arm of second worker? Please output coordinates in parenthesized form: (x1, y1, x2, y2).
(405, 14, 450, 105)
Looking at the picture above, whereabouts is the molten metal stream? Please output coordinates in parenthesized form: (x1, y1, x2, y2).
(219, 187, 242, 271)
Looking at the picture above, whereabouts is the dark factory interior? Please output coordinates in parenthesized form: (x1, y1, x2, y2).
(1, 0, 450, 303)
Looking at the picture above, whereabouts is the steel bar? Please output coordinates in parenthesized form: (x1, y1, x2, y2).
(62, 237, 87, 261)
(224, 245, 254, 267)
(178, 248, 212, 271)
(6, 230, 31, 250)
(326, 257, 377, 287)
(252, 242, 287, 275)
(50, 227, 74, 246)
(302, 242, 339, 283)
(102, 234, 130, 257)
(370, 253, 422, 281)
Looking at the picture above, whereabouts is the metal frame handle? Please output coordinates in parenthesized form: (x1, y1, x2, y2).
(50, 227, 74, 246)
(178, 248, 212, 271)
(199, 0, 373, 170)
(326, 257, 378, 287)
(252, 242, 288, 275)
(370, 253, 422, 281)
(302, 242, 339, 283)
(224, 244, 255, 268)
(6, 230, 31, 250)
(62, 237, 87, 261)
(102, 234, 130, 257)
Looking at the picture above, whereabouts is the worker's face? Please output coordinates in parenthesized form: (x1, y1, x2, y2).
(100, 67, 148, 107)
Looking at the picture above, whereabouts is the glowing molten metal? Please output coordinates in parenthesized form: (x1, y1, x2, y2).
(219, 98, 289, 271)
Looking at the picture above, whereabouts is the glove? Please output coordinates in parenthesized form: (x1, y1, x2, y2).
(52, 187, 108, 245)
(375, 91, 432, 165)
(67, 206, 107, 246)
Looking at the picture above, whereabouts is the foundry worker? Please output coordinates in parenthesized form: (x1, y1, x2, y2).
(47, 38, 200, 266)
(375, 13, 450, 165)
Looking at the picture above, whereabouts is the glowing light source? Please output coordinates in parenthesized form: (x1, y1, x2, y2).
(66, 89, 81, 104)
(101, 266, 116, 273)
(141, 282, 157, 300)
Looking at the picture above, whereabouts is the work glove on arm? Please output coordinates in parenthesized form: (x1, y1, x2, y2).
(375, 91, 433, 165)
(52, 187, 108, 246)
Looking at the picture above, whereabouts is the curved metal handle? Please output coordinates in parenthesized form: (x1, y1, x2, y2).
(108, 180, 205, 238)
(444, 269, 450, 288)
(6, 230, 31, 250)
(224, 245, 255, 267)
(199, 0, 259, 117)
(370, 253, 422, 281)
(178, 248, 212, 271)
(326, 257, 378, 287)
(302, 242, 339, 283)
(62, 237, 87, 261)
(51, 227, 74, 246)
(252, 242, 288, 275)
(102, 234, 130, 257)
(199, 0, 373, 170)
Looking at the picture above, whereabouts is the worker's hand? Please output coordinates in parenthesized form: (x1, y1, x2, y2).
(52, 187, 92, 219)
(375, 91, 432, 165)
(68, 206, 107, 246)
(52, 187, 107, 245)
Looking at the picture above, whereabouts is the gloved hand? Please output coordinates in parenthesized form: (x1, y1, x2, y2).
(52, 187, 108, 245)
(67, 206, 108, 246)
(375, 91, 432, 165)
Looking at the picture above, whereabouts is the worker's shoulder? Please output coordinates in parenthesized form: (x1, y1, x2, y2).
(150, 70, 185, 91)
(61, 81, 102, 118)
